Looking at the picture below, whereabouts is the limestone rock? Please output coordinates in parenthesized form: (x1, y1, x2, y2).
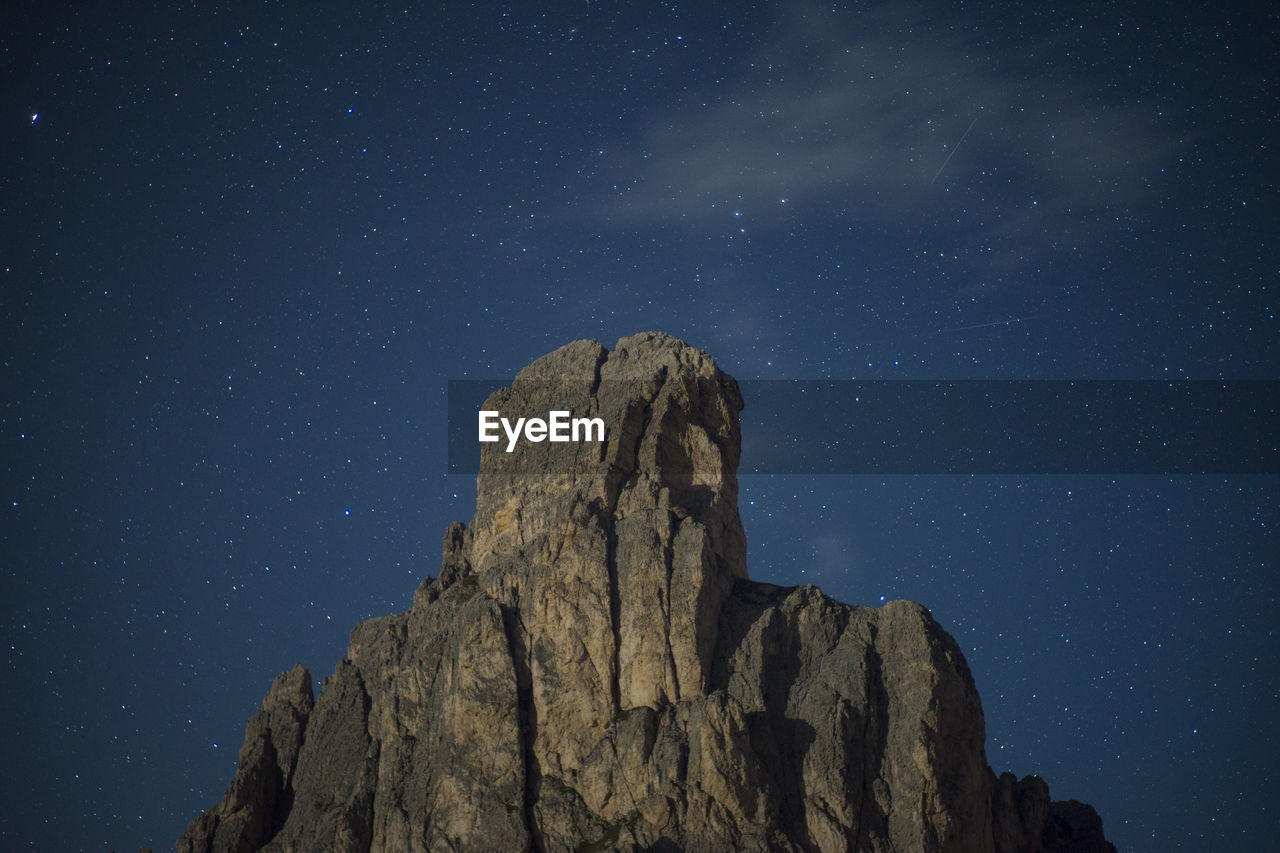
(1043, 801, 1118, 853)
(179, 332, 1115, 852)
(177, 664, 312, 853)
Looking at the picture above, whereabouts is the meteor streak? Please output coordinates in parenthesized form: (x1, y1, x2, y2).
(931, 116, 978, 184)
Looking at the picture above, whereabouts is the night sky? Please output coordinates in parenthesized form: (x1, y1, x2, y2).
(3, 2, 1276, 851)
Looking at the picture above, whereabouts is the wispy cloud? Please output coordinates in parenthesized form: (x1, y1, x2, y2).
(588, 2, 1179, 257)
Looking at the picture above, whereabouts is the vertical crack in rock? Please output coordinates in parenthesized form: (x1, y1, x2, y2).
(661, 511, 682, 704)
(588, 342, 607, 398)
(500, 603, 543, 853)
(600, 499, 623, 719)
(853, 629, 890, 853)
(180, 333, 1116, 853)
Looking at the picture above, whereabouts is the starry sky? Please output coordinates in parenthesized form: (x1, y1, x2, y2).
(2, 1, 1276, 850)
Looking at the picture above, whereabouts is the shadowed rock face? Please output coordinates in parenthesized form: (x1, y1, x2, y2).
(178, 332, 1115, 853)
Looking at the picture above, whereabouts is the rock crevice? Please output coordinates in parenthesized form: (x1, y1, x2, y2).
(180, 332, 1114, 853)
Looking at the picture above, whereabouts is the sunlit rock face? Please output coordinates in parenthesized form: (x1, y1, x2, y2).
(179, 332, 1115, 853)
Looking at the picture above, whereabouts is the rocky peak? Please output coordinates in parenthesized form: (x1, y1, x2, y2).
(179, 333, 1115, 852)
(468, 331, 746, 583)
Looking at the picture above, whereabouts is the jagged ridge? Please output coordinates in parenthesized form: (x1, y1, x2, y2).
(179, 332, 1115, 853)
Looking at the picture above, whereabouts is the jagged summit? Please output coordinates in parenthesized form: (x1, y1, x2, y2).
(179, 333, 1115, 852)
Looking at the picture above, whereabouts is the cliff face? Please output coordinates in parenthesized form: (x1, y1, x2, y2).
(178, 332, 1115, 853)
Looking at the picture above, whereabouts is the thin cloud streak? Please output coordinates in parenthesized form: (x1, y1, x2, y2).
(586, 2, 1180, 263)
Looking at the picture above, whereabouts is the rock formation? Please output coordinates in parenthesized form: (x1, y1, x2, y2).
(178, 332, 1116, 852)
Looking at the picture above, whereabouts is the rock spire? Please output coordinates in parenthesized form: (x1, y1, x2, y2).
(179, 332, 1114, 852)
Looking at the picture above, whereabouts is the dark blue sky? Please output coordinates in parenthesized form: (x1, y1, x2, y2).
(3, 1, 1276, 850)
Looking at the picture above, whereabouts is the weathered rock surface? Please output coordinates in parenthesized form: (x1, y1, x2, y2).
(178, 664, 312, 853)
(179, 332, 1116, 852)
